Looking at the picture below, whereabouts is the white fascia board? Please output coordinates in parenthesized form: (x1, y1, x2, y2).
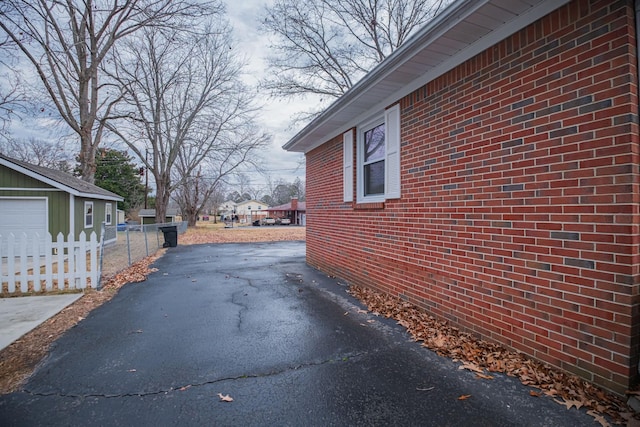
(81, 193, 123, 202)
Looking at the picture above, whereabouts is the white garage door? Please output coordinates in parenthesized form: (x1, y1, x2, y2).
(0, 198, 48, 254)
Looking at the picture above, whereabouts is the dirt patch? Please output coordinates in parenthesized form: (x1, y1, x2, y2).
(0, 226, 304, 394)
(179, 224, 305, 245)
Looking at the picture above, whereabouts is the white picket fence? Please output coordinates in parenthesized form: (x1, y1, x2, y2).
(0, 231, 101, 294)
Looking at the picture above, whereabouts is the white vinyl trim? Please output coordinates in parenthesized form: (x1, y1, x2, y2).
(343, 130, 354, 202)
(385, 104, 401, 199)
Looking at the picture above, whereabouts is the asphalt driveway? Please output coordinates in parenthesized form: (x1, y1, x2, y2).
(0, 241, 596, 426)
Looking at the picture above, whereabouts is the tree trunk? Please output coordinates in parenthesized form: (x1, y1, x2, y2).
(186, 211, 198, 227)
(78, 133, 97, 183)
(155, 175, 171, 224)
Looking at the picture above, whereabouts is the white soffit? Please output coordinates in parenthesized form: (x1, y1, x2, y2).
(283, 0, 571, 153)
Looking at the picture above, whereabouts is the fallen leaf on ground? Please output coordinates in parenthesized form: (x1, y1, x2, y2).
(554, 398, 583, 410)
(218, 393, 234, 402)
(347, 285, 633, 424)
(475, 373, 494, 380)
(459, 363, 483, 374)
(587, 410, 611, 427)
(458, 394, 471, 400)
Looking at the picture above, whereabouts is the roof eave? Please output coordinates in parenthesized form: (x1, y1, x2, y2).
(282, 0, 570, 154)
(84, 193, 124, 202)
(0, 156, 82, 196)
(0, 156, 124, 201)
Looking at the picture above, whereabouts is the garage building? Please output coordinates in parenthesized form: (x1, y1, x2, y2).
(0, 154, 123, 251)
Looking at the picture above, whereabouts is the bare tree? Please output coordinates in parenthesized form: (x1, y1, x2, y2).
(291, 177, 306, 201)
(173, 121, 269, 227)
(107, 19, 270, 224)
(172, 168, 213, 227)
(247, 185, 266, 202)
(235, 173, 255, 201)
(0, 137, 73, 171)
(207, 184, 227, 223)
(0, 0, 219, 183)
(261, 0, 449, 116)
(0, 72, 26, 139)
(0, 31, 27, 136)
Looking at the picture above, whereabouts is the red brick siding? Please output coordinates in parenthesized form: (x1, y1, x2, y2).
(305, 0, 640, 394)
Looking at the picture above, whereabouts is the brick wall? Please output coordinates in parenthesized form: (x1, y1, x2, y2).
(305, 0, 640, 394)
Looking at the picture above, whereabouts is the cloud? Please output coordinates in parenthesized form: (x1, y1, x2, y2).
(224, 0, 307, 183)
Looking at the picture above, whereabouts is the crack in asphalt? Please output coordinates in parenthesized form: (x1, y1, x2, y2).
(227, 274, 260, 330)
(21, 351, 369, 400)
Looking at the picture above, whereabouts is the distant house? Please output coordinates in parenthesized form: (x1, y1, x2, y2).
(268, 198, 306, 225)
(219, 200, 236, 220)
(138, 208, 180, 225)
(0, 154, 123, 248)
(116, 208, 125, 225)
(284, 0, 640, 395)
(235, 200, 268, 223)
(218, 200, 269, 223)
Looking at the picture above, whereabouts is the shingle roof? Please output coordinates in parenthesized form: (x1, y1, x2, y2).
(138, 208, 180, 217)
(0, 153, 123, 201)
(268, 201, 306, 211)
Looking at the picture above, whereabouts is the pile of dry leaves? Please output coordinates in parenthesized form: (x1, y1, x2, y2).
(348, 285, 637, 427)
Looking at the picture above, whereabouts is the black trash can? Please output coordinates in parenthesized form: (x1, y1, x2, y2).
(159, 225, 178, 247)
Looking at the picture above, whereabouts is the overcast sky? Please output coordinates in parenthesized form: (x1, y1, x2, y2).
(223, 0, 307, 186)
(3, 0, 307, 190)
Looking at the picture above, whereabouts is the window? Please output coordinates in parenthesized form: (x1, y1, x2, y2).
(105, 203, 112, 225)
(363, 122, 386, 196)
(350, 104, 401, 203)
(84, 201, 93, 228)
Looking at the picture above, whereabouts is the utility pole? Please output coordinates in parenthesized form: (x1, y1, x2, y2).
(144, 149, 149, 209)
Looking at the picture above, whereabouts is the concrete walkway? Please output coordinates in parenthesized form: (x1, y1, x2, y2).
(0, 294, 82, 351)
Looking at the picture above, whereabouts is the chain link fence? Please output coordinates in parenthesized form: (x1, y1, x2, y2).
(99, 221, 187, 285)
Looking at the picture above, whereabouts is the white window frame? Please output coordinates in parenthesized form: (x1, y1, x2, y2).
(357, 115, 385, 203)
(84, 201, 94, 228)
(105, 203, 112, 225)
(354, 104, 401, 203)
